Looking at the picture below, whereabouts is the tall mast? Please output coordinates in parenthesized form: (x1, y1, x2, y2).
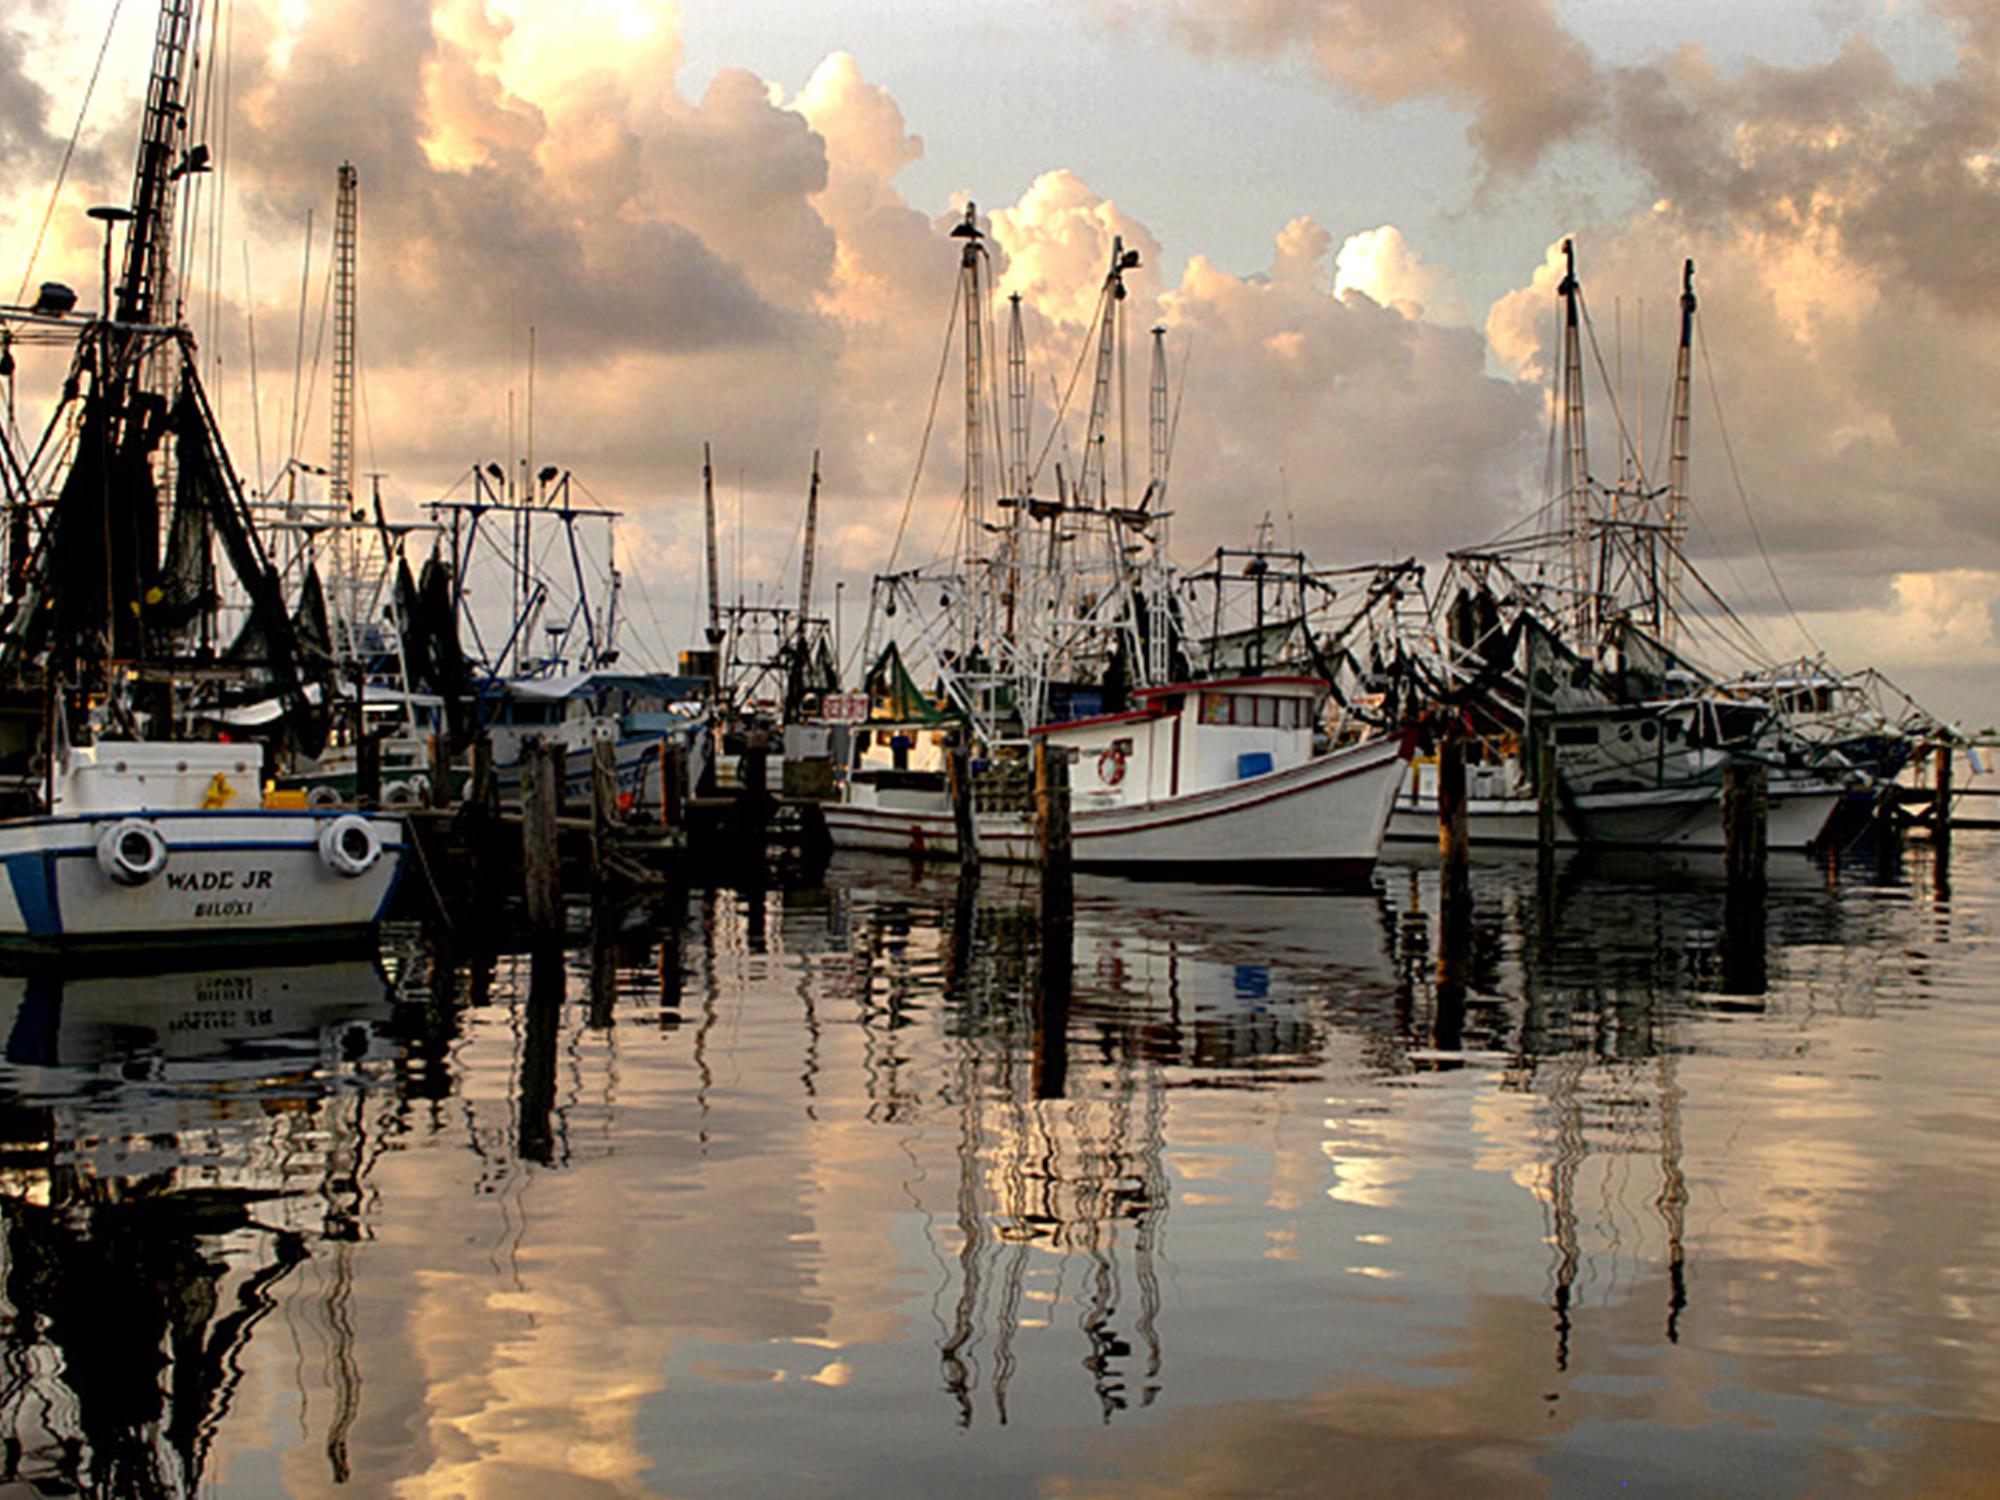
(1145, 324, 1172, 684)
(115, 0, 200, 331)
(702, 442, 722, 649)
(330, 163, 356, 515)
(950, 205, 988, 653)
(1664, 259, 1696, 648)
(1004, 292, 1029, 646)
(1006, 293, 1030, 502)
(1557, 239, 1592, 642)
(1147, 325, 1170, 544)
(797, 450, 820, 639)
(1077, 237, 1141, 511)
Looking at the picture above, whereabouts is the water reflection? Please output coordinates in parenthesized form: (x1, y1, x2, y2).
(0, 956, 397, 1496)
(0, 836, 1984, 1495)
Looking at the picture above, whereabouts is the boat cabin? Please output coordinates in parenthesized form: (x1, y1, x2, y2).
(1035, 676, 1328, 807)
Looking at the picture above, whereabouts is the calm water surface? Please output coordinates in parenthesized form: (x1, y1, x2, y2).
(0, 834, 1994, 1497)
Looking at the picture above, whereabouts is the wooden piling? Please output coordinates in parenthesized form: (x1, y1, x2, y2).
(1437, 730, 1470, 886)
(666, 742, 688, 829)
(740, 729, 771, 844)
(1036, 739, 1074, 1083)
(1036, 740, 1073, 919)
(1535, 736, 1558, 854)
(948, 741, 981, 872)
(589, 737, 619, 895)
(1933, 744, 1953, 862)
(518, 944, 564, 1164)
(521, 737, 563, 943)
(1723, 760, 1768, 894)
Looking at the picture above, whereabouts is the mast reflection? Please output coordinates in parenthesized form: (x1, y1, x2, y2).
(0, 957, 398, 1496)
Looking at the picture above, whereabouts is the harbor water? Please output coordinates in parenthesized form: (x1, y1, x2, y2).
(0, 834, 1994, 1497)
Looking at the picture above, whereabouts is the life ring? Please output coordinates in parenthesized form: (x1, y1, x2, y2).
(318, 814, 383, 878)
(96, 818, 168, 886)
(1097, 746, 1127, 786)
(382, 776, 427, 809)
(306, 784, 345, 810)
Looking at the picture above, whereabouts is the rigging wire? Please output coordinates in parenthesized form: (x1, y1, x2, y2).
(1697, 324, 1821, 658)
(14, 0, 128, 306)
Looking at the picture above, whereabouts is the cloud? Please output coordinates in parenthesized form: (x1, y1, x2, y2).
(1606, 21, 2000, 319)
(1333, 224, 1468, 324)
(1137, 0, 1599, 175)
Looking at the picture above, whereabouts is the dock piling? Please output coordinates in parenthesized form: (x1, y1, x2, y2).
(1437, 729, 1470, 896)
(521, 737, 563, 943)
(949, 741, 981, 872)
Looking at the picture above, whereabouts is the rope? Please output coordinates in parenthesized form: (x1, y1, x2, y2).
(14, 0, 128, 305)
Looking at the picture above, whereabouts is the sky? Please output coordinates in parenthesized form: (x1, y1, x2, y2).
(1, 0, 1996, 725)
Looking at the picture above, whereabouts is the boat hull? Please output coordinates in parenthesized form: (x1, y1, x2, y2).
(0, 810, 405, 953)
(1385, 775, 1842, 852)
(824, 735, 1406, 878)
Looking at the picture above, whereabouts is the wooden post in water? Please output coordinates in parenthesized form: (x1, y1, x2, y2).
(1035, 738, 1074, 1099)
(1437, 729, 1470, 893)
(948, 741, 981, 872)
(1036, 740, 1073, 919)
(1933, 744, 1953, 863)
(1723, 760, 1768, 893)
(1535, 736, 1558, 855)
(518, 943, 564, 1164)
(521, 738, 563, 944)
(589, 737, 619, 892)
(740, 728, 771, 848)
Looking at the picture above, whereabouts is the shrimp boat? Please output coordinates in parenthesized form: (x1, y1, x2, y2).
(0, 0, 403, 951)
(1388, 246, 1850, 852)
(825, 209, 1408, 877)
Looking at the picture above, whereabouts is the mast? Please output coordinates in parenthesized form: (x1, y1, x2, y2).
(1004, 292, 1029, 645)
(702, 442, 722, 648)
(951, 206, 988, 653)
(330, 164, 356, 514)
(1663, 260, 1696, 649)
(797, 450, 820, 640)
(115, 0, 200, 332)
(1146, 324, 1172, 684)
(1557, 239, 1593, 643)
(1077, 238, 1140, 511)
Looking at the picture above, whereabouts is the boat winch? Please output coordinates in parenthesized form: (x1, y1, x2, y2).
(319, 815, 384, 878)
(96, 819, 169, 886)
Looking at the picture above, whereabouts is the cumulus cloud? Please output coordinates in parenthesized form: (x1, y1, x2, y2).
(1607, 28, 2000, 318)
(1155, 222, 1537, 559)
(1132, 0, 1599, 175)
(1333, 224, 1468, 324)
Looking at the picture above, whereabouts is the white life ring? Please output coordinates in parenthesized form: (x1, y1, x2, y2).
(382, 776, 427, 809)
(306, 784, 345, 810)
(318, 814, 383, 878)
(96, 818, 169, 886)
(1097, 746, 1127, 786)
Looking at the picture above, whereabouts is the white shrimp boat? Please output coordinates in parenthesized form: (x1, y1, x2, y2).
(826, 677, 1408, 877)
(825, 213, 1408, 880)
(0, 742, 402, 953)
